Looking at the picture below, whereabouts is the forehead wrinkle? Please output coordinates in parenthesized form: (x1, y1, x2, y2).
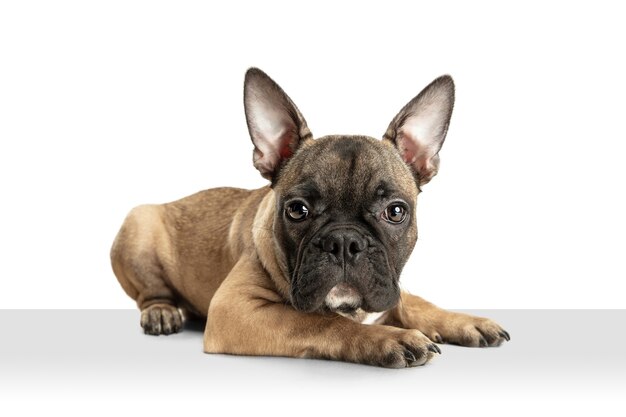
(284, 181, 320, 202)
(328, 153, 388, 207)
(279, 135, 417, 204)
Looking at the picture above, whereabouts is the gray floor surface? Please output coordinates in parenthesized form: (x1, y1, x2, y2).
(1, 310, 624, 415)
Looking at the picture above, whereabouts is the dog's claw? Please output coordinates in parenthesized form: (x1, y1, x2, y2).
(499, 330, 511, 341)
(403, 349, 417, 364)
(479, 336, 488, 347)
(428, 344, 441, 354)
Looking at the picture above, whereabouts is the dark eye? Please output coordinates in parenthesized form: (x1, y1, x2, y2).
(383, 204, 407, 224)
(286, 202, 309, 222)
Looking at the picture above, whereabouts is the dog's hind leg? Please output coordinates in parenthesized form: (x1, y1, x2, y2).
(110, 204, 184, 335)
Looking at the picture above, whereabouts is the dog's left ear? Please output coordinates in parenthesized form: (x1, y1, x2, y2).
(244, 68, 313, 181)
(383, 75, 455, 186)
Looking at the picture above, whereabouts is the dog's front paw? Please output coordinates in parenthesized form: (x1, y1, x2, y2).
(355, 327, 441, 368)
(429, 313, 510, 347)
(140, 303, 183, 335)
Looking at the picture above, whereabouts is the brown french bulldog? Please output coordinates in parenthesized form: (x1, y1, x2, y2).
(110, 68, 509, 368)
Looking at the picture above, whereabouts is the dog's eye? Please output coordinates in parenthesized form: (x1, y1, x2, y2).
(383, 204, 407, 224)
(286, 202, 309, 222)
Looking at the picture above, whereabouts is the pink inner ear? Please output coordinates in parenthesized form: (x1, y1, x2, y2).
(253, 130, 296, 178)
(278, 135, 294, 159)
(396, 134, 419, 165)
(253, 148, 276, 178)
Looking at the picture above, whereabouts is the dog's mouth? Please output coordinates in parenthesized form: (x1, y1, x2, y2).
(289, 246, 400, 314)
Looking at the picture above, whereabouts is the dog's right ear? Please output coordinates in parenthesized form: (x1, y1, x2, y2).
(244, 68, 313, 181)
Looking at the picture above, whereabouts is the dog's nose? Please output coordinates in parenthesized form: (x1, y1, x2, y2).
(320, 229, 367, 263)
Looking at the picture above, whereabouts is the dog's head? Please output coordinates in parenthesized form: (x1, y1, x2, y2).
(244, 68, 454, 315)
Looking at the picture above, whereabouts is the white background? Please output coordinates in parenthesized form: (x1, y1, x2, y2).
(1, 1, 624, 309)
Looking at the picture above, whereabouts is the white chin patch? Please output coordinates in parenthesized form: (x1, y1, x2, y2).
(360, 311, 386, 325)
(324, 283, 388, 325)
(324, 283, 362, 310)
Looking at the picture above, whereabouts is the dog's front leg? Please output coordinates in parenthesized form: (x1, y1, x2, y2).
(390, 292, 510, 347)
(203, 258, 440, 368)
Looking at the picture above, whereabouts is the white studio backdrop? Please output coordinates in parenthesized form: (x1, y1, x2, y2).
(0, 1, 624, 309)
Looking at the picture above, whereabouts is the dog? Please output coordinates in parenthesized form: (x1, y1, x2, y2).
(110, 68, 509, 368)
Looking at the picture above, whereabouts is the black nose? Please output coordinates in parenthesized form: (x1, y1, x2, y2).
(320, 229, 367, 263)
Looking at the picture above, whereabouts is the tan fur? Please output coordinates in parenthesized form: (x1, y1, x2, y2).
(252, 190, 291, 300)
(111, 187, 267, 316)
